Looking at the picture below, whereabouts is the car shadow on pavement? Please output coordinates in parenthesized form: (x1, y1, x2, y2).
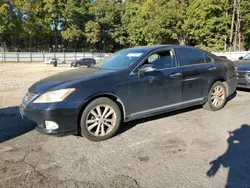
(237, 88, 250, 92)
(227, 91, 237, 102)
(0, 106, 36, 143)
(207, 124, 250, 188)
(117, 105, 202, 136)
(118, 92, 237, 136)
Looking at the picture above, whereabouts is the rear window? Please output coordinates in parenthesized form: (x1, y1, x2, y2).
(204, 54, 213, 63)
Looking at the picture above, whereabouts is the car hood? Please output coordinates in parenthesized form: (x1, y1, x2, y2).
(235, 61, 250, 72)
(234, 60, 250, 65)
(29, 68, 115, 94)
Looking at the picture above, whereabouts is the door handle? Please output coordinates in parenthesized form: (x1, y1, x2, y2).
(170, 73, 181, 78)
(208, 67, 217, 71)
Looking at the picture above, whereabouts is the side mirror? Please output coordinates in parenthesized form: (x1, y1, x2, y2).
(239, 56, 243, 60)
(138, 64, 156, 76)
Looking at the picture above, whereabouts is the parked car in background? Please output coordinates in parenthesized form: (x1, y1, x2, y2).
(234, 53, 250, 88)
(20, 45, 237, 141)
(71, 58, 96, 67)
(43, 58, 66, 65)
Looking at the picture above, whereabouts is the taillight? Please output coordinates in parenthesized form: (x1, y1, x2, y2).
(233, 63, 238, 72)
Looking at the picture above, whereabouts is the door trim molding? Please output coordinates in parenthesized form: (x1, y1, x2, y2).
(130, 97, 204, 118)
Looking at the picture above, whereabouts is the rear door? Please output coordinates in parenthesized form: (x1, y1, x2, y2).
(175, 47, 218, 103)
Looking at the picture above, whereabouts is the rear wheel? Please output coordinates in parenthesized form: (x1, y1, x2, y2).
(80, 97, 121, 141)
(203, 81, 227, 111)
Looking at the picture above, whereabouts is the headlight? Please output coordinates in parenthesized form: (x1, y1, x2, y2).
(33, 88, 75, 103)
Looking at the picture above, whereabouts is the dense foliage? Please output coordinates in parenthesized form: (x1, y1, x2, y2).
(0, 0, 249, 52)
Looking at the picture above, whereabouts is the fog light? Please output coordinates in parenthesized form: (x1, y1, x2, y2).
(45, 121, 59, 130)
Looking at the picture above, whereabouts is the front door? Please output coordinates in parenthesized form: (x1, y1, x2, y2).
(127, 49, 182, 119)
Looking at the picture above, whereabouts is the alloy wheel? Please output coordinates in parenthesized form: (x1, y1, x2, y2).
(211, 85, 226, 107)
(86, 105, 116, 136)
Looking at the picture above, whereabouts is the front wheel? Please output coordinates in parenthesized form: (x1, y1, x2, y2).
(203, 81, 227, 111)
(80, 97, 121, 141)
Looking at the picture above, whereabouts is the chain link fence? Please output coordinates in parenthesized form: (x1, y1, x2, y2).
(0, 52, 111, 62)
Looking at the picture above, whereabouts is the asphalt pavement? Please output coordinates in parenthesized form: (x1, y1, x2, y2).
(0, 63, 250, 188)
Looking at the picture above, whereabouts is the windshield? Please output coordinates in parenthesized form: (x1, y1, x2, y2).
(94, 49, 147, 70)
(244, 53, 250, 60)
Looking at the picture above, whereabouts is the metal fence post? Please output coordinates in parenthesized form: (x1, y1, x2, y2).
(30, 52, 32, 62)
(64, 52, 66, 62)
(75, 52, 77, 60)
(17, 53, 19, 62)
(43, 52, 45, 62)
(3, 51, 6, 62)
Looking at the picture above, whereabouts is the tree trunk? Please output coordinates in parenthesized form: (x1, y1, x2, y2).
(230, 0, 237, 49)
(237, 0, 241, 51)
(225, 11, 228, 51)
(54, 0, 59, 52)
(178, 33, 187, 45)
(29, 35, 32, 52)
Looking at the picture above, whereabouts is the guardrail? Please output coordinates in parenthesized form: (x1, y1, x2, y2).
(0, 52, 111, 62)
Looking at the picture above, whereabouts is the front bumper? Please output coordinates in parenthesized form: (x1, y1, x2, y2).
(19, 102, 79, 135)
(237, 73, 250, 89)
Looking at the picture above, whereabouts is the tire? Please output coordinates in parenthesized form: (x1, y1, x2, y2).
(203, 81, 227, 111)
(80, 97, 122, 141)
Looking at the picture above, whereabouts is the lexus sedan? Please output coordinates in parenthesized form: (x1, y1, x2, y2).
(234, 53, 250, 88)
(20, 45, 237, 141)
(71, 58, 96, 67)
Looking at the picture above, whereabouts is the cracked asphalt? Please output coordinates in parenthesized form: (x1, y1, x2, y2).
(0, 63, 250, 188)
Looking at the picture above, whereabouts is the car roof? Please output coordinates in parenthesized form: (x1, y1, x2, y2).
(126, 45, 201, 52)
(125, 45, 220, 60)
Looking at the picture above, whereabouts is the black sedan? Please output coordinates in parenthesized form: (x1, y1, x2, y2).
(71, 58, 96, 67)
(20, 45, 237, 141)
(235, 53, 250, 89)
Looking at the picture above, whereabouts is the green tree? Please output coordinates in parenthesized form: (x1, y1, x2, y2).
(61, 0, 91, 50)
(122, 1, 147, 46)
(241, 0, 250, 49)
(85, 21, 101, 44)
(89, 0, 123, 51)
(185, 0, 230, 51)
(43, 0, 65, 51)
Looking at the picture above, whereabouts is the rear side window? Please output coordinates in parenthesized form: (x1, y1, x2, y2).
(204, 54, 213, 63)
(176, 48, 206, 66)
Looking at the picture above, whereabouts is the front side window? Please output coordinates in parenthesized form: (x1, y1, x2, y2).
(142, 50, 176, 70)
(176, 48, 206, 66)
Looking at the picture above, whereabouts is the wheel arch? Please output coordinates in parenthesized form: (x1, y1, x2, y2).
(76, 93, 126, 133)
(209, 77, 229, 96)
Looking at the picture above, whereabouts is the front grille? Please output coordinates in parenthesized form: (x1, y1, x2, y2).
(22, 92, 36, 106)
(238, 78, 246, 84)
(238, 71, 249, 77)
